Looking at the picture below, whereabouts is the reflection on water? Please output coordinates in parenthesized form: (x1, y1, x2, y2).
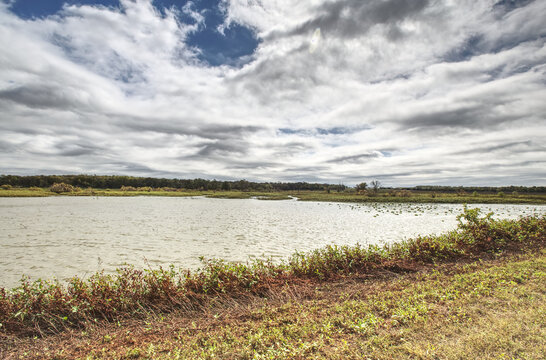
(0, 197, 544, 288)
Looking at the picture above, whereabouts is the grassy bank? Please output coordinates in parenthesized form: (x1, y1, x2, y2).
(8, 252, 544, 359)
(1, 187, 545, 204)
(1, 242, 545, 358)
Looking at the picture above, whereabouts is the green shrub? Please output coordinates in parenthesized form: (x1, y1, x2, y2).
(49, 183, 75, 193)
(403, 233, 462, 262)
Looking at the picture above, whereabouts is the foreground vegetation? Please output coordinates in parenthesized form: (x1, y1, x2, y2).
(5, 252, 542, 359)
(0, 208, 544, 359)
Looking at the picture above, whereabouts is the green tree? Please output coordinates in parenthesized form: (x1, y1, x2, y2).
(355, 182, 367, 193)
(221, 181, 231, 191)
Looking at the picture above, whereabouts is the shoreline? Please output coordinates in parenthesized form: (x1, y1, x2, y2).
(1, 209, 544, 334)
(1, 187, 546, 204)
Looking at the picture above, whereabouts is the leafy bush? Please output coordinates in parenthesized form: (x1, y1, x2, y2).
(1, 184, 12, 190)
(402, 233, 462, 262)
(49, 183, 75, 193)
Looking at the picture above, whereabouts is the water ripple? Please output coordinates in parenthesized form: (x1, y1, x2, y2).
(0, 197, 544, 288)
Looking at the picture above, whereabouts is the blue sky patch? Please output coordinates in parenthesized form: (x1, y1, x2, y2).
(493, 0, 536, 13)
(444, 34, 484, 62)
(181, 0, 259, 66)
(7, 0, 120, 19)
(278, 126, 370, 136)
(316, 127, 356, 135)
(7, 0, 259, 67)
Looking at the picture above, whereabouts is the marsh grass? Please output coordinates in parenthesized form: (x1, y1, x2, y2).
(1, 187, 545, 204)
(294, 191, 546, 204)
(0, 188, 291, 200)
(0, 188, 51, 197)
(0, 208, 544, 338)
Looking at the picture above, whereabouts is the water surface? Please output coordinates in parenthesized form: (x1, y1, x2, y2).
(1, 197, 544, 288)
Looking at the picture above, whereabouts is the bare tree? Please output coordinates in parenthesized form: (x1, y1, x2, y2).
(370, 180, 381, 195)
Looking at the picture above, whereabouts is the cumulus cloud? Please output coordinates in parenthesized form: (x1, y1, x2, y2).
(0, 0, 545, 186)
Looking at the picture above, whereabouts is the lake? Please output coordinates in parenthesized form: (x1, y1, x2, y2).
(1, 197, 544, 288)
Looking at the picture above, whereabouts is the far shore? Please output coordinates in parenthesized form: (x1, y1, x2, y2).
(1, 186, 546, 204)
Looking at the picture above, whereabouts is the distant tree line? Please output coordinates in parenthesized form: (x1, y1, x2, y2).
(1, 175, 544, 194)
(0, 175, 348, 192)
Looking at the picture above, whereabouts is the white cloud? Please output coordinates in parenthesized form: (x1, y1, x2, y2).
(0, 0, 545, 186)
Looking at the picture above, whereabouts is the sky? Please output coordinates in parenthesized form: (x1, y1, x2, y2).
(0, 0, 545, 186)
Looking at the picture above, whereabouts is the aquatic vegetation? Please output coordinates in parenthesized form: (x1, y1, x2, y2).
(294, 191, 546, 204)
(0, 208, 544, 337)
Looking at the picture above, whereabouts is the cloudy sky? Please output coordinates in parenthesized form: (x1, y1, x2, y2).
(0, 0, 545, 186)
